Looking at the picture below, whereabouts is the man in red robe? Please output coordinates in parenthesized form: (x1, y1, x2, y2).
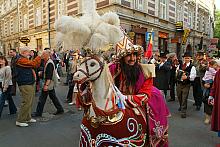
(209, 67, 220, 135)
(109, 45, 170, 146)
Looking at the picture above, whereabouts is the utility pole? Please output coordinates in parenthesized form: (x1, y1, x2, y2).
(17, 0, 20, 49)
(48, 0, 51, 48)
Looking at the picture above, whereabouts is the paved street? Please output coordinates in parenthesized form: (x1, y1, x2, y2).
(0, 81, 220, 147)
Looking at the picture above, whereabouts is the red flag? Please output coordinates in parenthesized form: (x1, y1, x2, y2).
(144, 34, 153, 59)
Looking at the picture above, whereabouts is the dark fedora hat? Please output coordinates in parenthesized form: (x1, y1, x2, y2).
(182, 52, 192, 57)
(159, 51, 167, 58)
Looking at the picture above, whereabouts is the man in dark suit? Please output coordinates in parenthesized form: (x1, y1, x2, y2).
(9, 49, 19, 96)
(166, 53, 179, 102)
(192, 51, 207, 110)
(153, 52, 171, 99)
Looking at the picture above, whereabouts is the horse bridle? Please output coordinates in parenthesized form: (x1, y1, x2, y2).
(77, 55, 104, 82)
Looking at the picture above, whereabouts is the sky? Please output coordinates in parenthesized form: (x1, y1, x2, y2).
(216, 0, 220, 10)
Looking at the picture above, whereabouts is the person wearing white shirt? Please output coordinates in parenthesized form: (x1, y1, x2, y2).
(0, 56, 17, 118)
(176, 52, 196, 118)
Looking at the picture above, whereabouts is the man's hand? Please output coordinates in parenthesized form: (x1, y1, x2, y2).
(38, 51, 43, 57)
(181, 74, 188, 80)
(38, 71, 43, 77)
(3, 88, 7, 92)
(43, 85, 48, 91)
(112, 85, 127, 101)
(208, 96, 214, 105)
(208, 99, 214, 105)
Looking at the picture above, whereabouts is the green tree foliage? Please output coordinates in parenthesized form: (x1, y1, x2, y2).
(214, 10, 220, 49)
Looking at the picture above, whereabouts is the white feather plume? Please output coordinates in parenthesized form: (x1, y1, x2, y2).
(55, 0, 123, 52)
(82, 0, 97, 16)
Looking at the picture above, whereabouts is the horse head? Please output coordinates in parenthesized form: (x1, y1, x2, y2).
(73, 55, 105, 84)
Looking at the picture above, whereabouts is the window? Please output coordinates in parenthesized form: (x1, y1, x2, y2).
(159, 0, 166, 19)
(1, 4, 4, 14)
(4, 3, 6, 12)
(35, 7, 42, 26)
(13, 18, 17, 33)
(188, 12, 193, 29)
(10, 0, 12, 8)
(204, 23, 206, 32)
(7, 0, 10, 11)
(36, 38, 42, 51)
(134, 0, 143, 10)
(199, 15, 203, 31)
(7, 20, 10, 36)
(57, 0, 65, 18)
(23, 14, 28, 30)
(96, 0, 105, 2)
(176, 5, 183, 21)
(121, 0, 131, 7)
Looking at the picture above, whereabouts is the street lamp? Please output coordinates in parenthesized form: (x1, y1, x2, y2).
(17, 0, 20, 49)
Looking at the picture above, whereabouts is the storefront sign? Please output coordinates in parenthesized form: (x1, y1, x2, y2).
(171, 37, 179, 43)
(19, 37, 30, 44)
(128, 32, 135, 39)
(181, 29, 190, 45)
(176, 21, 183, 31)
(145, 32, 154, 41)
(159, 32, 168, 39)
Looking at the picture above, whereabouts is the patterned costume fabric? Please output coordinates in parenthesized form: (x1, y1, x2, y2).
(80, 108, 148, 146)
(79, 63, 169, 146)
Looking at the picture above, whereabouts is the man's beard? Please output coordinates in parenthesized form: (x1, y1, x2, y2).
(119, 60, 141, 87)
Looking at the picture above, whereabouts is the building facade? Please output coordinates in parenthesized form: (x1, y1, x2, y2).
(0, 0, 79, 54)
(0, 0, 215, 56)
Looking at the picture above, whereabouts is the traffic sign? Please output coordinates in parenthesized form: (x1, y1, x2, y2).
(20, 37, 30, 44)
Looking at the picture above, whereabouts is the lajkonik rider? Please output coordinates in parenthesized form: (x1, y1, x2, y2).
(109, 44, 170, 146)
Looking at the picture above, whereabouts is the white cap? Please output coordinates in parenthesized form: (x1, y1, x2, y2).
(166, 52, 176, 58)
(19, 46, 31, 53)
(215, 59, 220, 66)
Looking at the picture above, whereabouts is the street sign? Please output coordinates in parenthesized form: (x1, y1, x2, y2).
(181, 29, 190, 45)
(176, 21, 183, 31)
(145, 32, 154, 42)
(19, 37, 30, 44)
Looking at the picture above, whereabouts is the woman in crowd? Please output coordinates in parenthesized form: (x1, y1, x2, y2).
(202, 60, 218, 124)
(0, 56, 17, 118)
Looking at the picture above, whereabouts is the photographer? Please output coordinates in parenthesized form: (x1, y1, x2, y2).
(176, 52, 196, 118)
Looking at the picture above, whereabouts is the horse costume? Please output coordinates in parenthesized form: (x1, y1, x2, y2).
(55, 0, 170, 146)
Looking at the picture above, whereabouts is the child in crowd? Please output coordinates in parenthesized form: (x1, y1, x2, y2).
(202, 60, 218, 124)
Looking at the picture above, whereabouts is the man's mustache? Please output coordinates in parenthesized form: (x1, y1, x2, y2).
(128, 60, 135, 63)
